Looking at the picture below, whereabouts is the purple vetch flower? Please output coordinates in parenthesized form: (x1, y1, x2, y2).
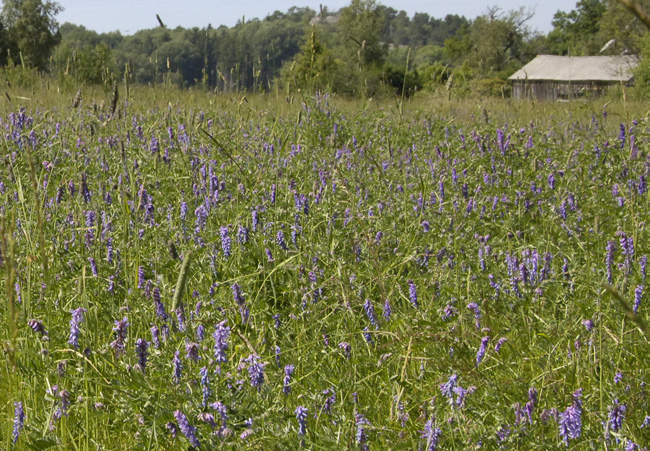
(383, 299, 392, 322)
(295, 405, 308, 436)
(57, 390, 70, 418)
(172, 350, 183, 384)
(640, 255, 647, 282)
(634, 285, 644, 314)
(153, 287, 167, 320)
(355, 413, 371, 450)
(220, 226, 231, 258)
(200, 366, 210, 407)
(135, 338, 149, 373)
(237, 224, 249, 245)
(180, 201, 188, 221)
(526, 387, 538, 424)
(420, 416, 442, 450)
(194, 205, 208, 232)
(28, 319, 47, 335)
(150, 324, 160, 348)
(276, 230, 288, 250)
(185, 342, 200, 362)
(265, 247, 274, 262)
(322, 387, 336, 414)
(494, 337, 507, 352)
(283, 364, 295, 394)
(422, 221, 430, 232)
(211, 401, 228, 428)
(273, 314, 281, 329)
(12, 401, 25, 444)
(111, 317, 129, 357)
(212, 320, 230, 366)
(231, 283, 248, 324)
(68, 307, 87, 349)
(338, 342, 351, 359)
(442, 304, 457, 320)
(245, 354, 266, 391)
(605, 241, 616, 284)
(619, 123, 626, 148)
(251, 209, 259, 232)
(88, 257, 98, 277)
(197, 412, 216, 429)
(364, 299, 378, 329)
(408, 280, 419, 308)
(614, 372, 623, 384)
(174, 410, 200, 448)
(363, 327, 373, 345)
(475, 336, 490, 366)
(166, 421, 177, 438)
(582, 319, 595, 332)
(466, 302, 481, 329)
(275, 345, 281, 367)
(440, 374, 458, 402)
(137, 265, 145, 289)
(605, 400, 626, 436)
(559, 389, 583, 445)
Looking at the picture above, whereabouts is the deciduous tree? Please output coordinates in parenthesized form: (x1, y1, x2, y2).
(2, 0, 62, 70)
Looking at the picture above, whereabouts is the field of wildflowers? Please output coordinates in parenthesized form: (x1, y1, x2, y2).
(0, 91, 648, 449)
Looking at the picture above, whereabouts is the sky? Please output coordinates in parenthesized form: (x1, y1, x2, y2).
(56, 0, 573, 35)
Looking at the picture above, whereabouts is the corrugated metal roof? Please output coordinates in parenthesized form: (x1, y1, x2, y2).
(509, 55, 638, 82)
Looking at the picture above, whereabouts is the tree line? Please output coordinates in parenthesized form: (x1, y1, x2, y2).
(1, 0, 649, 97)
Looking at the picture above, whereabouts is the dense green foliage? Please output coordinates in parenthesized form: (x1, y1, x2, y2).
(1, 0, 62, 70)
(2, 0, 649, 97)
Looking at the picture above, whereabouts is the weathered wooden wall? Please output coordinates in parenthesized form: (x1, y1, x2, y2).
(512, 80, 624, 100)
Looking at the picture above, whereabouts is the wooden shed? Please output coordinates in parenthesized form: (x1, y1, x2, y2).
(509, 55, 638, 100)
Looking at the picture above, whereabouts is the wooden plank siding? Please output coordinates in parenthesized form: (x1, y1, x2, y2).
(511, 79, 632, 101)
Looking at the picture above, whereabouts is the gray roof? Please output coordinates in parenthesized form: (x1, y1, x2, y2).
(509, 55, 638, 82)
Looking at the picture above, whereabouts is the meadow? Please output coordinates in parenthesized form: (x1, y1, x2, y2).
(0, 84, 648, 450)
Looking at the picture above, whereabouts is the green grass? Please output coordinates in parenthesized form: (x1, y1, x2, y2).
(0, 83, 647, 450)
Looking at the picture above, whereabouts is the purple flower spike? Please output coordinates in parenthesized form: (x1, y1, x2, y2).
(559, 389, 583, 445)
(245, 354, 266, 391)
(355, 413, 371, 450)
(408, 280, 419, 308)
(173, 410, 200, 448)
(283, 364, 295, 394)
(605, 400, 626, 436)
(383, 299, 392, 322)
(213, 320, 230, 366)
(276, 230, 288, 250)
(220, 226, 231, 258)
(440, 374, 458, 402)
(172, 350, 182, 384)
(200, 366, 210, 407)
(475, 336, 490, 366)
(28, 319, 47, 335)
(111, 317, 129, 357)
(364, 299, 378, 329)
(634, 285, 644, 314)
(295, 405, 308, 436)
(338, 342, 351, 359)
(68, 307, 87, 349)
(12, 401, 25, 444)
(494, 337, 507, 352)
(421, 416, 442, 450)
(467, 302, 481, 329)
(135, 338, 149, 372)
(185, 342, 200, 362)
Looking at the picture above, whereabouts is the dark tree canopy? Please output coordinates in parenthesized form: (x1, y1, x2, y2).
(2, 0, 62, 70)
